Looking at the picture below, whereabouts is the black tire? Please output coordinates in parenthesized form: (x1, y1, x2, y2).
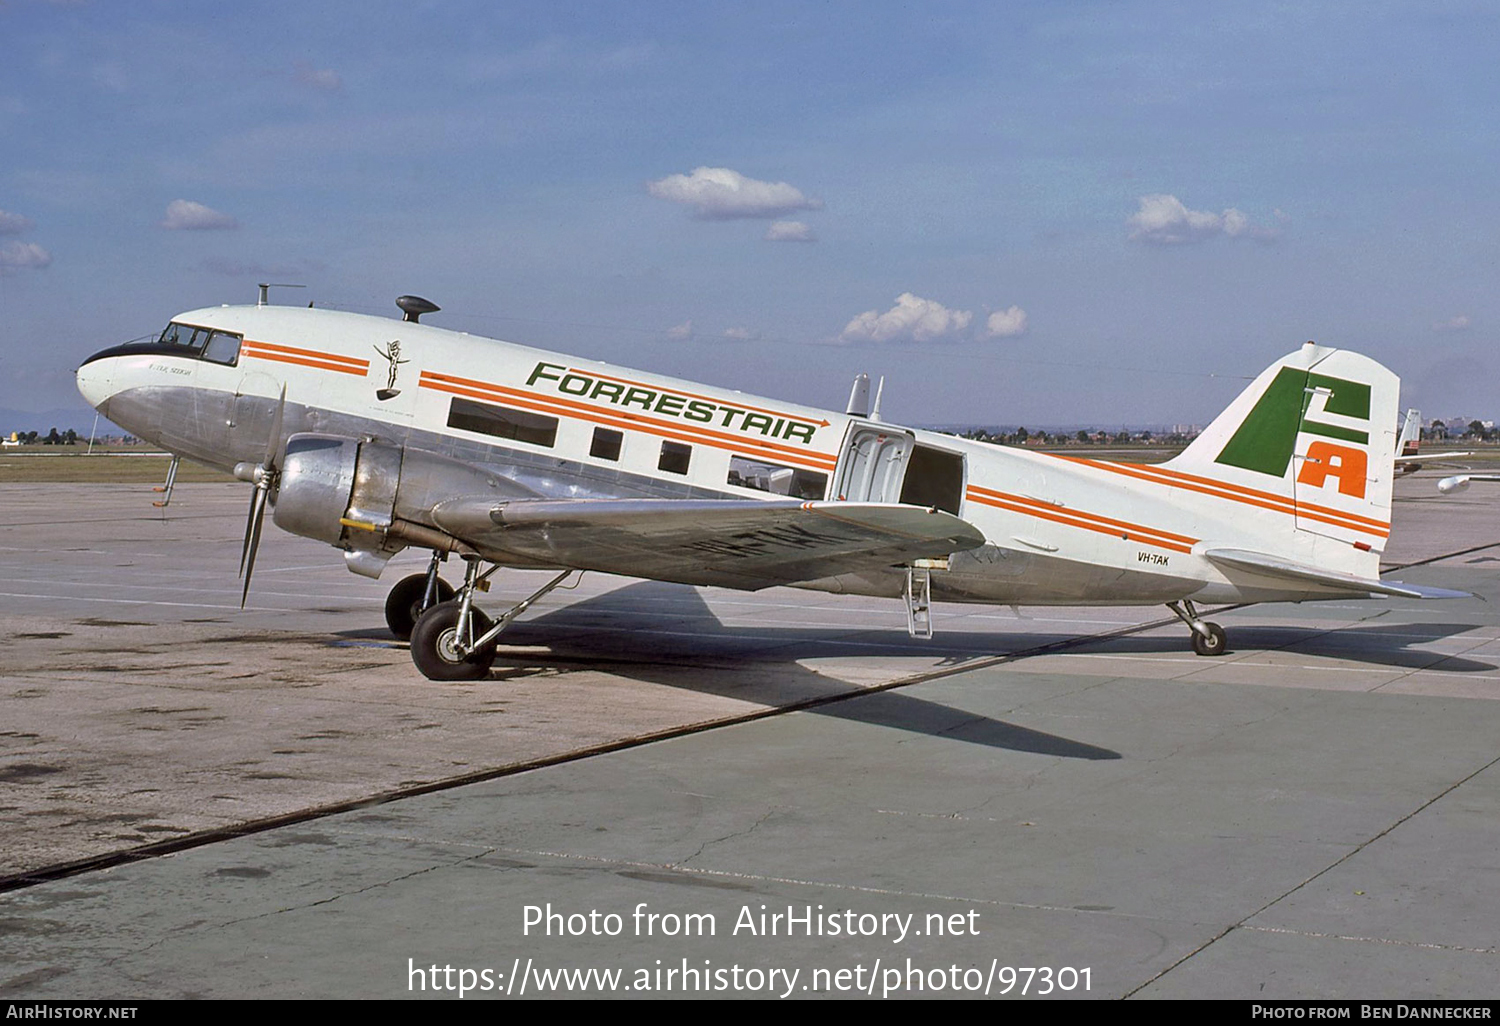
(410, 601, 496, 681)
(1191, 622, 1227, 657)
(385, 573, 455, 640)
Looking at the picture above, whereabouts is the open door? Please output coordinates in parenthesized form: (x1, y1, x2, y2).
(832, 421, 914, 503)
(831, 422, 967, 515)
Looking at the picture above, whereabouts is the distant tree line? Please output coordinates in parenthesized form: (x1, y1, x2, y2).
(958, 427, 1192, 446)
(9, 428, 79, 445)
(1425, 422, 1499, 443)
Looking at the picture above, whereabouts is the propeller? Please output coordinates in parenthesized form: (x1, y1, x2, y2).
(239, 385, 287, 607)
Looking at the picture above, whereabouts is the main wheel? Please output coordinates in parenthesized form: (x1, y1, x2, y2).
(409, 601, 496, 681)
(385, 573, 455, 640)
(1190, 622, 1227, 657)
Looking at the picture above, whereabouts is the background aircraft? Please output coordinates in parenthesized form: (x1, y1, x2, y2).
(1394, 408, 1472, 475)
(76, 294, 1459, 680)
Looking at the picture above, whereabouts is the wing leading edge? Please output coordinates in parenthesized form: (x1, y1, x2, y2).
(428, 497, 986, 590)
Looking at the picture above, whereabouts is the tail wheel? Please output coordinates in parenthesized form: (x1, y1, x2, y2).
(410, 601, 496, 681)
(1191, 622, 1228, 657)
(385, 573, 455, 640)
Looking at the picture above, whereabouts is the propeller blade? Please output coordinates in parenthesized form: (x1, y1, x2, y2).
(239, 481, 260, 577)
(240, 483, 268, 608)
(263, 384, 287, 470)
(239, 385, 287, 601)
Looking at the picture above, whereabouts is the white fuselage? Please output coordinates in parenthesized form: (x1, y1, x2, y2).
(77, 304, 1396, 607)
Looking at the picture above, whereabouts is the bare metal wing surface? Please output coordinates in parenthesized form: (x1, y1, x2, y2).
(429, 497, 986, 590)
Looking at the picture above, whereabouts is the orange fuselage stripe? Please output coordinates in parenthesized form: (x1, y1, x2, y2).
(421, 371, 837, 470)
(1044, 454, 1389, 538)
(1051, 453, 1391, 529)
(565, 367, 829, 428)
(968, 485, 1199, 544)
(243, 348, 369, 376)
(242, 339, 369, 371)
(421, 376, 838, 472)
(965, 489, 1197, 554)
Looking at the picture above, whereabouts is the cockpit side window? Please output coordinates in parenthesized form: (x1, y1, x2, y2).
(202, 331, 242, 366)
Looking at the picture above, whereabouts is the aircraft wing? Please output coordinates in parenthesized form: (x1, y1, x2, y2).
(1203, 548, 1468, 600)
(428, 497, 987, 590)
(1400, 451, 1474, 463)
(1439, 474, 1500, 494)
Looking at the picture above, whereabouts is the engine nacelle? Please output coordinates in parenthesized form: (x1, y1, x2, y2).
(273, 433, 537, 576)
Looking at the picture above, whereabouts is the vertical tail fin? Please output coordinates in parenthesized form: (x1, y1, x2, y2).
(1398, 408, 1421, 457)
(1165, 341, 1399, 573)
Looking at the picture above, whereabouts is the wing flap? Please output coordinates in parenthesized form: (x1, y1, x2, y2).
(1204, 547, 1467, 599)
(430, 497, 986, 589)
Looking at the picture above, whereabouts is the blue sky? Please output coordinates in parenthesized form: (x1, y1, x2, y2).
(2, 0, 1497, 429)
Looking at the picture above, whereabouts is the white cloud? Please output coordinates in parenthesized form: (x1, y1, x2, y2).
(160, 199, 238, 231)
(765, 220, 815, 242)
(1127, 194, 1279, 245)
(1434, 315, 1472, 332)
(841, 293, 973, 344)
(666, 320, 693, 340)
(0, 210, 34, 235)
(0, 241, 52, 273)
(985, 306, 1028, 338)
(723, 326, 759, 341)
(294, 64, 342, 92)
(647, 167, 822, 221)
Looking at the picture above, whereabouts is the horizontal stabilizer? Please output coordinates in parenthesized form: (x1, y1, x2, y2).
(430, 497, 986, 590)
(1203, 547, 1467, 600)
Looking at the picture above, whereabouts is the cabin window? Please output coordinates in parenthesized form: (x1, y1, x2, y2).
(727, 455, 827, 499)
(447, 397, 558, 447)
(201, 331, 242, 366)
(590, 427, 623, 461)
(658, 440, 692, 475)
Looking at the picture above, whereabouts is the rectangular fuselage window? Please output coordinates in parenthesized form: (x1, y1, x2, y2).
(658, 440, 692, 475)
(727, 455, 827, 500)
(447, 397, 558, 448)
(590, 427, 623, 461)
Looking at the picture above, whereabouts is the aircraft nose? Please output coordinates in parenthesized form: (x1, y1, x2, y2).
(76, 349, 117, 410)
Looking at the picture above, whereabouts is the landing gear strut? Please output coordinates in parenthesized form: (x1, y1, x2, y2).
(1167, 599, 1227, 656)
(408, 559, 575, 681)
(384, 550, 455, 640)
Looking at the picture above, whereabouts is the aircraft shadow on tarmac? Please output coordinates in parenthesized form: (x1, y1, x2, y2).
(480, 580, 1121, 761)
(484, 579, 1497, 675)
(1063, 620, 1496, 673)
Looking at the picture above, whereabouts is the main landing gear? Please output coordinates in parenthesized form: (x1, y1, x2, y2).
(407, 558, 575, 681)
(1166, 599, 1228, 657)
(384, 551, 456, 640)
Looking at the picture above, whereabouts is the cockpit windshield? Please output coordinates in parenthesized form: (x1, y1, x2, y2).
(150, 321, 243, 366)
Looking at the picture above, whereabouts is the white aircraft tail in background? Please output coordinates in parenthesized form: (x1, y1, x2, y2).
(1395, 408, 1472, 475)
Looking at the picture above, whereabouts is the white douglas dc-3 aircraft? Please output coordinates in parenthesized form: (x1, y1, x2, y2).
(76, 293, 1460, 680)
